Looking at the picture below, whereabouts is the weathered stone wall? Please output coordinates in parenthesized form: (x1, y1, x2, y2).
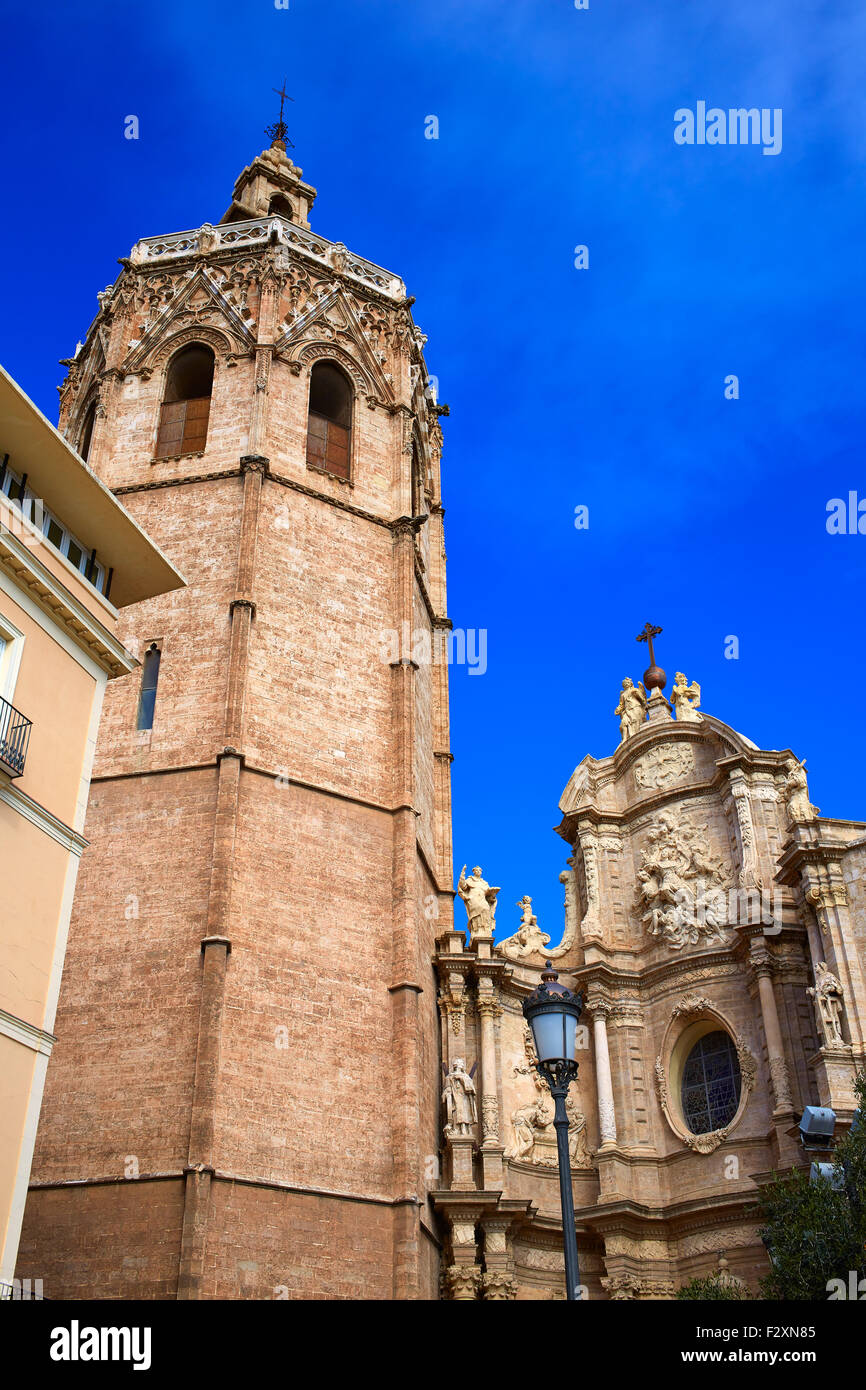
(20, 177, 450, 1301)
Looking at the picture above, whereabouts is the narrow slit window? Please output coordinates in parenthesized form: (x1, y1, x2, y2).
(137, 643, 162, 731)
(155, 345, 215, 459)
(306, 363, 352, 480)
(78, 401, 96, 462)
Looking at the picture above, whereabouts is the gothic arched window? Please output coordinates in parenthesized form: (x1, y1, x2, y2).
(155, 344, 215, 459)
(680, 1030, 741, 1135)
(306, 362, 352, 479)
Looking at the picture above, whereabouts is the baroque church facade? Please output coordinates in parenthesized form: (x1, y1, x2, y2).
(436, 667, 866, 1298)
(17, 136, 866, 1300)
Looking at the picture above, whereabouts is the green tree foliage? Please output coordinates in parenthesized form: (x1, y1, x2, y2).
(757, 1072, 866, 1301)
(676, 1273, 750, 1301)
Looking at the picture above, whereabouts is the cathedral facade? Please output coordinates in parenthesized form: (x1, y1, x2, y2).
(15, 137, 866, 1302)
(434, 667, 866, 1298)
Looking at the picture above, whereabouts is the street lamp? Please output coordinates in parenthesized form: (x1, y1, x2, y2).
(523, 961, 584, 1301)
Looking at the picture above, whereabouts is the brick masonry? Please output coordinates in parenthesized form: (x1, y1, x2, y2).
(17, 148, 452, 1300)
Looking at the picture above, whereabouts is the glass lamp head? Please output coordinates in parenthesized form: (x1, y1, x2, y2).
(522, 962, 584, 1065)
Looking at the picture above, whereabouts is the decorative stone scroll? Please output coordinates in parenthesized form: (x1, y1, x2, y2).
(730, 778, 761, 890)
(546, 861, 578, 959)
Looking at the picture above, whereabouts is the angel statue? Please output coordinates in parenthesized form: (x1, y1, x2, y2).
(614, 677, 647, 742)
(670, 671, 702, 723)
(458, 864, 500, 941)
(496, 896, 551, 960)
(784, 758, 819, 826)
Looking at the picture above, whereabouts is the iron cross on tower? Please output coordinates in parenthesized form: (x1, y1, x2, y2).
(636, 622, 667, 692)
(265, 82, 295, 149)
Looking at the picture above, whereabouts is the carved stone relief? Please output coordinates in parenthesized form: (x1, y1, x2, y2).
(637, 810, 731, 951)
(633, 742, 694, 792)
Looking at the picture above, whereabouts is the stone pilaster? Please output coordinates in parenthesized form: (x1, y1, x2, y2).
(590, 999, 617, 1148)
(749, 946, 794, 1115)
(476, 991, 504, 1189)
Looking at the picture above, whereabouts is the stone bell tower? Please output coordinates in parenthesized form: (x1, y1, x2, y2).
(18, 124, 453, 1300)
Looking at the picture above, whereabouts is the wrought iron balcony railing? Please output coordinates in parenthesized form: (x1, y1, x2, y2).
(0, 1278, 45, 1300)
(0, 694, 31, 778)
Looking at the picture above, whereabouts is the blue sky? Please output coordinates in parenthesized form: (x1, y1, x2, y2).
(3, 0, 865, 945)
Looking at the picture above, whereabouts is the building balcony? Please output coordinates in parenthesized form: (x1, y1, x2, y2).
(0, 694, 31, 778)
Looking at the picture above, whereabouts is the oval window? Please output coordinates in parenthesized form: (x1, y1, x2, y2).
(680, 1030, 741, 1135)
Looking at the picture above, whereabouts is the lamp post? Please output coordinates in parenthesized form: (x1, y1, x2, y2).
(523, 961, 584, 1301)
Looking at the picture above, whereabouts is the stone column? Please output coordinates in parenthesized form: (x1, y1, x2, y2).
(751, 949, 793, 1114)
(477, 990, 504, 1189)
(592, 1002, 617, 1147)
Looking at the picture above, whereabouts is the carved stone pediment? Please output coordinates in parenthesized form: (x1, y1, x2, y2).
(275, 282, 396, 404)
(123, 266, 257, 372)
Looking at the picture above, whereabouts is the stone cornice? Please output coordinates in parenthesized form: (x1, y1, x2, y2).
(0, 779, 90, 856)
(113, 466, 244, 495)
(125, 216, 407, 304)
(582, 1188, 762, 1236)
(572, 944, 766, 1000)
(0, 1006, 56, 1057)
(0, 531, 134, 678)
(776, 834, 854, 884)
(558, 773, 729, 843)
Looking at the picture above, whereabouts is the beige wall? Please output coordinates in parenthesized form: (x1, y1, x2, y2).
(0, 557, 110, 1281)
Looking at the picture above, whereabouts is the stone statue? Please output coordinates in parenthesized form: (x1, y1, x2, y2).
(496, 895, 551, 959)
(807, 961, 846, 1047)
(670, 671, 702, 723)
(614, 677, 647, 742)
(566, 1094, 593, 1168)
(457, 865, 500, 940)
(442, 1058, 478, 1135)
(506, 1091, 555, 1165)
(784, 759, 819, 825)
(508, 1105, 537, 1161)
